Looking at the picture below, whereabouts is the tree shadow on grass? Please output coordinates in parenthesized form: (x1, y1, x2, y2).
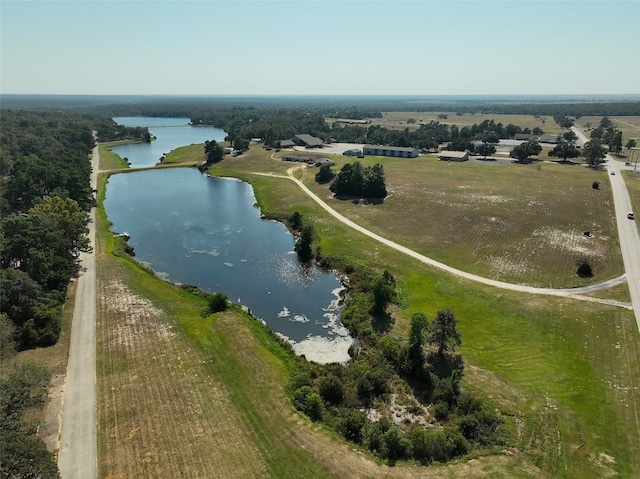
(371, 312, 394, 334)
(426, 351, 464, 380)
(550, 159, 582, 166)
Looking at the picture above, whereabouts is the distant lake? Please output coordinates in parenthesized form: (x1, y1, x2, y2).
(104, 167, 352, 363)
(110, 117, 226, 168)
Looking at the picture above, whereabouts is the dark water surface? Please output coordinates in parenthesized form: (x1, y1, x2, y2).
(110, 117, 226, 168)
(104, 167, 352, 363)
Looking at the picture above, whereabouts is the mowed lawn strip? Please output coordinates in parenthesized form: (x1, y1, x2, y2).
(99, 143, 130, 170)
(207, 147, 640, 478)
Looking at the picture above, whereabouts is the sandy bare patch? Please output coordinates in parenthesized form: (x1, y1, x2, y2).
(589, 451, 617, 478)
(532, 226, 605, 258)
(388, 394, 434, 428)
(467, 193, 510, 204)
(102, 282, 176, 348)
(487, 255, 534, 277)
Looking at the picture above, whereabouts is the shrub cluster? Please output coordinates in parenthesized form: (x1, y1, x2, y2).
(286, 260, 505, 466)
(288, 211, 317, 263)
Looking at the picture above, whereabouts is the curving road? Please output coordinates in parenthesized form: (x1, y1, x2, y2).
(55, 139, 637, 479)
(255, 166, 635, 310)
(57, 145, 98, 479)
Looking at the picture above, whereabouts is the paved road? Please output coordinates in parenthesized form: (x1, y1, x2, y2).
(572, 126, 640, 332)
(57, 145, 98, 479)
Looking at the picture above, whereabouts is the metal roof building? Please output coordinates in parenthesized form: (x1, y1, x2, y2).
(363, 145, 419, 158)
(438, 150, 469, 162)
(293, 134, 324, 148)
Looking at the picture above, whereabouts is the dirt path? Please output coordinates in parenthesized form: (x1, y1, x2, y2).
(251, 167, 631, 309)
(57, 145, 99, 479)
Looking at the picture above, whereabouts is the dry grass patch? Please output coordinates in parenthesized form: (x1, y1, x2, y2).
(302, 156, 622, 288)
(369, 112, 564, 135)
(97, 260, 272, 479)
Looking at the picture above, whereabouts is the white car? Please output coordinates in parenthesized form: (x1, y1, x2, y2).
(628, 212, 635, 220)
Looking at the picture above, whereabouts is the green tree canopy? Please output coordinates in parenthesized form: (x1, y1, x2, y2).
(315, 164, 335, 184)
(609, 130, 623, 155)
(428, 309, 462, 355)
(476, 143, 496, 159)
(509, 141, 542, 162)
(204, 140, 223, 164)
(370, 270, 396, 315)
(582, 138, 608, 168)
(548, 142, 580, 162)
(207, 292, 228, 313)
(329, 161, 387, 199)
(408, 312, 429, 372)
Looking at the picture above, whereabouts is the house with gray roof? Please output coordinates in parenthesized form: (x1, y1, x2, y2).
(363, 145, 419, 158)
(292, 134, 324, 148)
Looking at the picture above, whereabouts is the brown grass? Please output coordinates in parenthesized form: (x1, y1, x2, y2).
(367, 112, 564, 135)
(300, 155, 623, 288)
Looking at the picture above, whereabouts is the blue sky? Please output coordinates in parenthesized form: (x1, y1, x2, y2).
(1, 0, 639, 95)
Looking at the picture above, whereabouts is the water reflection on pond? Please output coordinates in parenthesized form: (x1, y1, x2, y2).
(104, 167, 352, 363)
(110, 117, 226, 168)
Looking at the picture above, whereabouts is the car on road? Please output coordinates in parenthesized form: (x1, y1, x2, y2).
(629, 212, 635, 220)
(611, 171, 616, 175)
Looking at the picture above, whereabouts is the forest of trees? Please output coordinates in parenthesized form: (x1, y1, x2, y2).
(0, 111, 99, 349)
(0, 109, 104, 478)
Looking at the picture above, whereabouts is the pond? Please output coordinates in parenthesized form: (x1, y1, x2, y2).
(110, 117, 226, 168)
(104, 166, 352, 363)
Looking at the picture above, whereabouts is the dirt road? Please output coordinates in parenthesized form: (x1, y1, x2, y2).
(57, 145, 98, 479)
(279, 167, 631, 309)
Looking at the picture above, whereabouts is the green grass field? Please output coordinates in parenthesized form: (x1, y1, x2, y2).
(88, 142, 640, 478)
(99, 143, 129, 170)
(205, 146, 640, 478)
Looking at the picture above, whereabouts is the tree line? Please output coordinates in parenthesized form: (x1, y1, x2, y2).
(0, 109, 111, 478)
(1, 110, 96, 349)
(0, 111, 86, 479)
